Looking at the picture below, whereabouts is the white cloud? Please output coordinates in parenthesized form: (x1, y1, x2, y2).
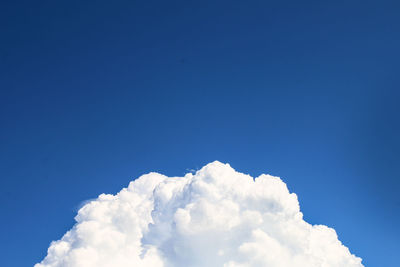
(36, 161, 363, 267)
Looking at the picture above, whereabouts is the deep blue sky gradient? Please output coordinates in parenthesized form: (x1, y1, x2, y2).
(1, 1, 399, 266)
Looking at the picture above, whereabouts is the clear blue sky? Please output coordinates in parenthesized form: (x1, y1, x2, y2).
(1, 1, 399, 266)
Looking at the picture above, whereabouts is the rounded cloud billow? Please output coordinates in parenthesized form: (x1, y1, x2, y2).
(36, 161, 363, 267)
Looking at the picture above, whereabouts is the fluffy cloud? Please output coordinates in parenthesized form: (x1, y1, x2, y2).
(36, 161, 363, 267)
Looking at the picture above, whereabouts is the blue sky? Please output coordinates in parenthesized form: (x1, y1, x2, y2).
(1, 1, 399, 266)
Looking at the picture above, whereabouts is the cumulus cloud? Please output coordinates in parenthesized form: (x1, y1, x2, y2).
(36, 161, 363, 267)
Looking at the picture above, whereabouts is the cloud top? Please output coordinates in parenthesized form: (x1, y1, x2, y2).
(36, 161, 363, 267)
